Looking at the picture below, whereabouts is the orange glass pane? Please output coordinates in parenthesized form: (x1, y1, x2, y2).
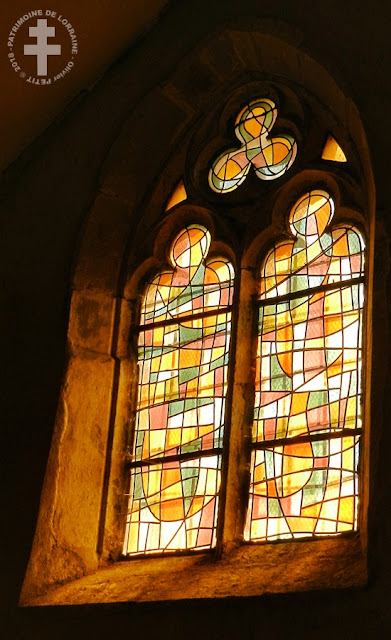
(321, 135, 347, 162)
(165, 180, 187, 211)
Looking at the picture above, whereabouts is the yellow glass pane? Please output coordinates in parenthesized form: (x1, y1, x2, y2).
(244, 115, 262, 138)
(165, 180, 187, 211)
(272, 139, 290, 164)
(321, 135, 347, 162)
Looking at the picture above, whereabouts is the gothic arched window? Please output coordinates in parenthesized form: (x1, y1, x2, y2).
(20, 34, 375, 604)
(122, 99, 367, 556)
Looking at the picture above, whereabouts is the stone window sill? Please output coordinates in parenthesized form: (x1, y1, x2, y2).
(21, 535, 366, 607)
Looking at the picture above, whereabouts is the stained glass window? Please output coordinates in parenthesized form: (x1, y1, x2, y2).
(123, 225, 234, 555)
(209, 99, 297, 193)
(245, 190, 365, 541)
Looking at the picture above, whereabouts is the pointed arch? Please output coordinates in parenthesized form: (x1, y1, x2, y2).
(20, 27, 374, 605)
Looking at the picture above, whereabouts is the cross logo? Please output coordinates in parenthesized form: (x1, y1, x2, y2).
(24, 18, 61, 76)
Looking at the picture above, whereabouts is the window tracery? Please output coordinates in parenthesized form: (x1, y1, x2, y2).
(124, 184, 366, 555)
(20, 42, 374, 601)
(208, 98, 297, 193)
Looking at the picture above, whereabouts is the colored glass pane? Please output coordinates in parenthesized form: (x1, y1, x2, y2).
(246, 436, 359, 540)
(321, 135, 347, 162)
(209, 99, 297, 193)
(245, 191, 365, 542)
(165, 180, 187, 211)
(124, 225, 234, 555)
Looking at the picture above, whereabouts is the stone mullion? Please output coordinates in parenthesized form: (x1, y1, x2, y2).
(219, 266, 257, 551)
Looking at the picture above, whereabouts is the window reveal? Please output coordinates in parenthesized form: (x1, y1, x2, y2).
(245, 191, 365, 541)
(123, 225, 235, 554)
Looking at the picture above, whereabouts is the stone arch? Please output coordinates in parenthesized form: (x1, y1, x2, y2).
(20, 29, 374, 603)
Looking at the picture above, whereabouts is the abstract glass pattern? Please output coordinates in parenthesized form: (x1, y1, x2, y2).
(124, 225, 234, 555)
(209, 99, 297, 193)
(245, 191, 365, 541)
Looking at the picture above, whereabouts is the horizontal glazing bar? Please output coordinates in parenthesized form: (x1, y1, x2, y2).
(138, 305, 233, 332)
(250, 427, 362, 450)
(126, 446, 224, 468)
(258, 276, 364, 308)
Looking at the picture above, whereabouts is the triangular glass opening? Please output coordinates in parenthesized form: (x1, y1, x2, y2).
(165, 180, 187, 211)
(321, 135, 347, 162)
